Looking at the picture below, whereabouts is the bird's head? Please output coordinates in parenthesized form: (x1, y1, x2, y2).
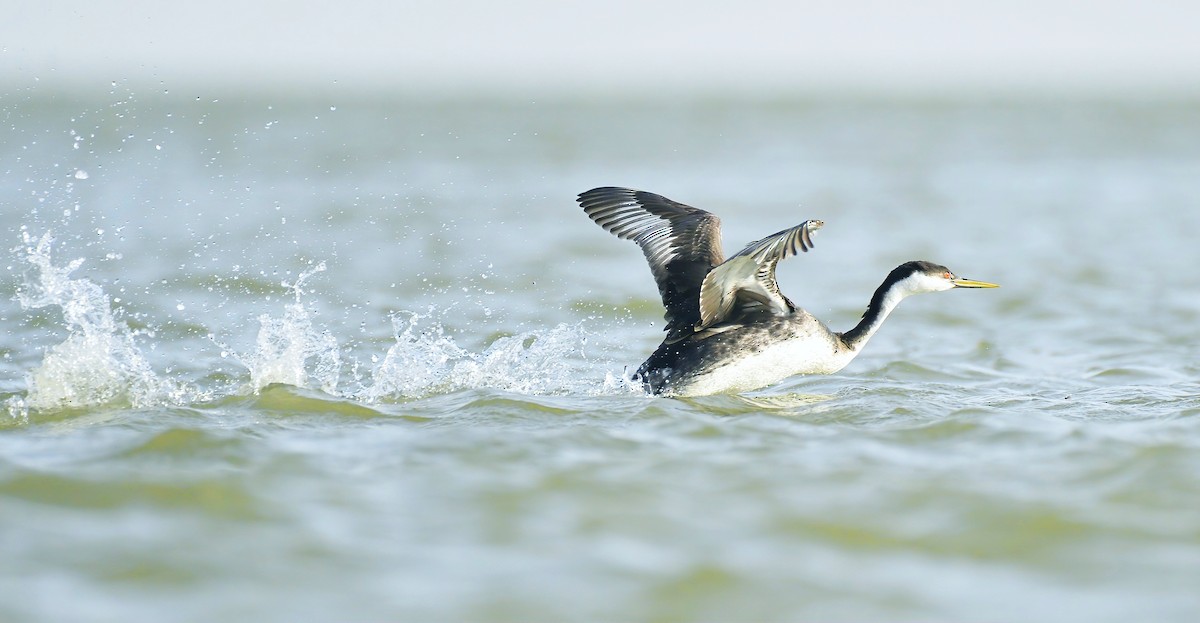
(891, 260, 999, 295)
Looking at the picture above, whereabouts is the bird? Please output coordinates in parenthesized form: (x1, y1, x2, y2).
(577, 187, 998, 397)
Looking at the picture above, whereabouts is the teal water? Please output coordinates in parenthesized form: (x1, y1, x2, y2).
(2, 88, 1200, 622)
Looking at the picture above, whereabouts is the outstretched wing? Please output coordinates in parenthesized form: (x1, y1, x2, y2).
(697, 220, 823, 330)
(578, 187, 724, 342)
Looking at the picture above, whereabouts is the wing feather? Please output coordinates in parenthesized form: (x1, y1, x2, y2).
(696, 220, 823, 330)
(579, 187, 723, 341)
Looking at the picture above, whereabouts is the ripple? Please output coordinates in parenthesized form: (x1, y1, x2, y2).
(0, 471, 263, 519)
(242, 384, 391, 419)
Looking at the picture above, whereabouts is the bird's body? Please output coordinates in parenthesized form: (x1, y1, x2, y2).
(635, 311, 853, 395)
(578, 187, 998, 397)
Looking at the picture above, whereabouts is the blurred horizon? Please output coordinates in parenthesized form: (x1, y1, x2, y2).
(5, 1, 1200, 99)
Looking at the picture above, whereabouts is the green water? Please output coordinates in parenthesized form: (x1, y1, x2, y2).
(2, 89, 1199, 622)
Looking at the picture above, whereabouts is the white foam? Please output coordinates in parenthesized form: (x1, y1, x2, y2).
(361, 311, 469, 400)
(10, 233, 625, 412)
(362, 311, 603, 401)
(236, 263, 342, 394)
(13, 232, 174, 412)
(450, 323, 592, 394)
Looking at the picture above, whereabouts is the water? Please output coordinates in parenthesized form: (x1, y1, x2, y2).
(2, 87, 1200, 622)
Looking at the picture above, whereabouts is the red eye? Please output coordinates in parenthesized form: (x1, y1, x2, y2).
(943, 272, 953, 279)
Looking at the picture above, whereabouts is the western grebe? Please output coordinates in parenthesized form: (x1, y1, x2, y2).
(578, 187, 998, 396)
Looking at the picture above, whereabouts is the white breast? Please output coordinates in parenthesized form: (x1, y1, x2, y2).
(667, 318, 857, 397)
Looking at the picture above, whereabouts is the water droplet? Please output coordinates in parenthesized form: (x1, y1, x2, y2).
(74, 170, 89, 179)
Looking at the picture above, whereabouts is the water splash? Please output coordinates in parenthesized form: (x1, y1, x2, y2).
(363, 311, 468, 399)
(362, 311, 602, 401)
(10, 231, 173, 413)
(452, 324, 591, 393)
(601, 368, 645, 396)
(236, 263, 342, 394)
(7, 234, 624, 415)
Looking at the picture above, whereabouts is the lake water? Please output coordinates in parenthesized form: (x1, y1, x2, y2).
(2, 87, 1199, 622)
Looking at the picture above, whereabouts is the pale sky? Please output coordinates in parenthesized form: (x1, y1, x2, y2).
(5, 0, 1200, 95)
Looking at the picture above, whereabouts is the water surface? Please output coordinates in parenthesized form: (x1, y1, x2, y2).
(2, 88, 1199, 622)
